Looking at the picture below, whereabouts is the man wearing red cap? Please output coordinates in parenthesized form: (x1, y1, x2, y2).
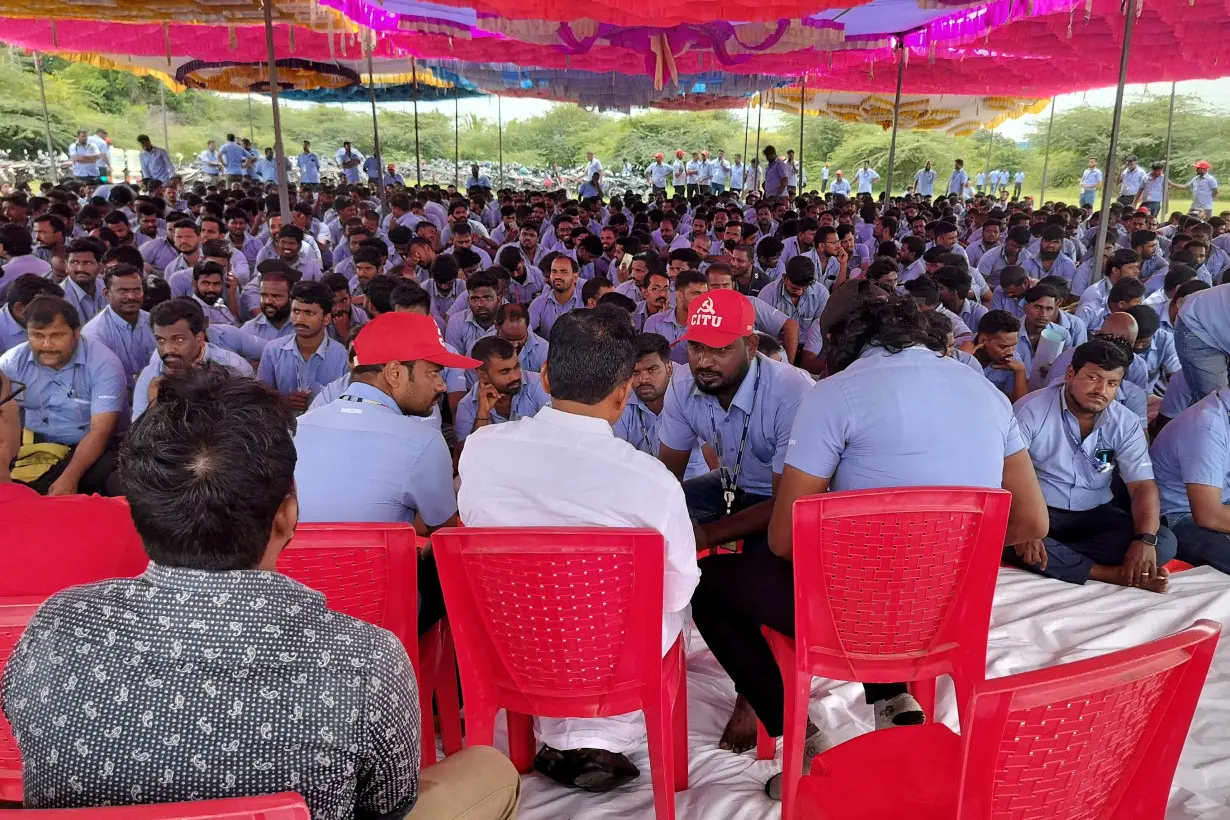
(458, 306, 699, 793)
(1173, 160, 1219, 217)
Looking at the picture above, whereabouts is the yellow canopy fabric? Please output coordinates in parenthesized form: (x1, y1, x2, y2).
(766, 88, 1049, 137)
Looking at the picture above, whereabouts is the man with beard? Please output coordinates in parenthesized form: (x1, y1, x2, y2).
(294, 311, 475, 538)
(190, 261, 239, 328)
(446, 268, 501, 355)
(241, 264, 299, 342)
(453, 335, 550, 445)
(529, 254, 585, 338)
(1023, 225, 1078, 284)
(80, 263, 154, 389)
(257, 280, 348, 411)
(61, 239, 107, 323)
(1009, 338, 1175, 591)
(0, 294, 127, 495)
(132, 297, 252, 419)
(974, 309, 1030, 401)
(657, 287, 813, 555)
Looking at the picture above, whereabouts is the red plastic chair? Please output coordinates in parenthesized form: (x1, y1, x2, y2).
(431, 527, 688, 820)
(761, 487, 1012, 818)
(0, 600, 41, 803)
(277, 523, 463, 767)
(795, 620, 1221, 820)
(0, 792, 309, 818)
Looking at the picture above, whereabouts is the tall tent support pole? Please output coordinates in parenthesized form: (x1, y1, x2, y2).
(1091, 0, 1137, 284)
(454, 86, 460, 189)
(262, 0, 291, 224)
(497, 94, 504, 188)
(159, 82, 171, 154)
(1039, 100, 1056, 204)
(247, 93, 255, 142)
(33, 52, 55, 183)
(412, 60, 421, 186)
(882, 38, 906, 212)
(366, 44, 385, 214)
(798, 77, 805, 190)
(742, 99, 750, 166)
(1162, 81, 1177, 217)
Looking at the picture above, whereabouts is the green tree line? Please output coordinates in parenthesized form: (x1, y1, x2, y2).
(3, 47, 1225, 199)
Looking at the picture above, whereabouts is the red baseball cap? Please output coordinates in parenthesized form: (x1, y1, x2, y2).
(352, 313, 480, 369)
(677, 289, 756, 349)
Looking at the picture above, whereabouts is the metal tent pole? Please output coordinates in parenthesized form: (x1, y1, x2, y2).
(1162, 81, 1177, 217)
(261, 0, 291, 223)
(159, 83, 171, 155)
(742, 98, 750, 168)
(411, 60, 421, 187)
(366, 43, 385, 213)
(33, 52, 56, 183)
(1039, 100, 1056, 204)
(454, 86, 460, 189)
(497, 94, 504, 188)
(1090, 0, 1138, 284)
(882, 38, 906, 211)
(797, 77, 805, 191)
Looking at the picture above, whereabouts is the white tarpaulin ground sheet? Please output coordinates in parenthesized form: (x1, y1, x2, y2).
(486, 566, 1230, 819)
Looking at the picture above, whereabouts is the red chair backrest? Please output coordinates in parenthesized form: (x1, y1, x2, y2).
(430, 527, 665, 715)
(0, 491, 146, 597)
(956, 620, 1220, 820)
(0, 600, 45, 800)
(275, 524, 418, 660)
(0, 792, 309, 818)
(792, 487, 1012, 684)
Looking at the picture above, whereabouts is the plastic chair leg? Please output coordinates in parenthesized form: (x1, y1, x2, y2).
(756, 720, 776, 760)
(671, 662, 689, 791)
(435, 624, 464, 755)
(643, 688, 678, 820)
(779, 672, 812, 820)
(506, 712, 537, 774)
(909, 677, 937, 723)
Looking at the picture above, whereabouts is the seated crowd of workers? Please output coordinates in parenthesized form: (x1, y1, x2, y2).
(3, 158, 1230, 817)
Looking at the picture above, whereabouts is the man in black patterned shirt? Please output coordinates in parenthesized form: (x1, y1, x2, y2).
(2, 365, 424, 819)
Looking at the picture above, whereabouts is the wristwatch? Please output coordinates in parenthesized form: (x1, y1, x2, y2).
(1134, 533, 1158, 546)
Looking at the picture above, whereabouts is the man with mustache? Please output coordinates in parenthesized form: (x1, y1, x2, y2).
(132, 297, 252, 420)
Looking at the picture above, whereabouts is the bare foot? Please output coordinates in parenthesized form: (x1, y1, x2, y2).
(1090, 564, 1170, 593)
(719, 694, 759, 753)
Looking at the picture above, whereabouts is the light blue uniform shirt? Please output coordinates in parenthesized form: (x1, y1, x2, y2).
(528, 286, 585, 339)
(297, 152, 320, 184)
(293, 381, 456, 527)
(139, 148, 175, 183)
(1013, 382, 1153, 512)
(454, 370, 551, 443)
(757, 278, 830, 339)
(1150, 387, 1230, 518)
(241, 313, 296, 345)
(256, 333, 348, 399)
(131, 344, 252, 420)
(785, 346, 1024, 490)
(445, 310, 496, 356)
(219, 142, 248, 175)
(61, 278, 107, 324)
(657, 354, 812, 496)
(80, 307, 156, 388)
(0, 337, 127, 444)
(1177, 283, 1230, 353)
(0, 305, 25, 353)
(207, 324, 267, 361)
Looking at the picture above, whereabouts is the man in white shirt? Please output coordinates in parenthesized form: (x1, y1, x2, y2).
(457, 305, 699, 793)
